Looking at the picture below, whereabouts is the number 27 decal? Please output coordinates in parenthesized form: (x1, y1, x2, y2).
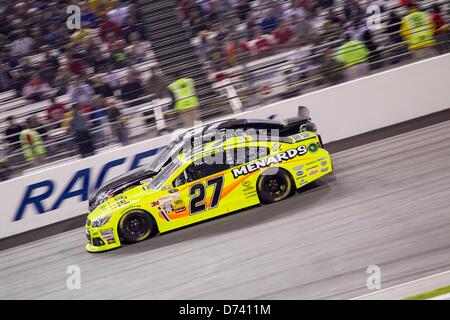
(189, 176, 224, 215)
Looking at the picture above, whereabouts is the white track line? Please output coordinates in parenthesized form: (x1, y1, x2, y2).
(350, 269, 450, 300)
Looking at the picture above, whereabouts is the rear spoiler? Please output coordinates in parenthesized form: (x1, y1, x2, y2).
(281, 106, 317, 134)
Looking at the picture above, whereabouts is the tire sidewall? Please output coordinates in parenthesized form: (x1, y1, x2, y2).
(119, 210, 155, 243)
(257, 168, 293, 203)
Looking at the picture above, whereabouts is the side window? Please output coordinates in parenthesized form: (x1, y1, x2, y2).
(173, 171, 187, 187)
(189, 151, 230, 180)
(173, 151, 230, 187)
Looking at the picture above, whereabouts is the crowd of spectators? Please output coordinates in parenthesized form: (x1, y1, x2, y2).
(178, 0, 449, 77)
(0, 0, 161, 181)
(0, 0, 151, 99)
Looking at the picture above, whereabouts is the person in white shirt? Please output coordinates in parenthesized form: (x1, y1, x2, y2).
(68, 77, 95, 106)
(107, 0, 129, 26)
(284, 0, 306, 21)
(126, 32, 148, 63)
(10, 31, 34, 56)
(104, 64, 121, 90)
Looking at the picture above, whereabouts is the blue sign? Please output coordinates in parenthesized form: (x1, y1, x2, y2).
(14, 147, 161, 221)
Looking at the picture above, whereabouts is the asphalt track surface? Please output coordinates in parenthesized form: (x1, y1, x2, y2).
(0, 121, 450, 299)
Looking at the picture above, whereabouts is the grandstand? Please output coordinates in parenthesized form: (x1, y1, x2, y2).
(0, 0, 449, 182)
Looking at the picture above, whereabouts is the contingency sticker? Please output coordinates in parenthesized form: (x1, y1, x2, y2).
(155, 194, 187, 221)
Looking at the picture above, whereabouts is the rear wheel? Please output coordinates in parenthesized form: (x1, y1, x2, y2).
(257, 168, 294, 203)
(119, 210, 156, 243)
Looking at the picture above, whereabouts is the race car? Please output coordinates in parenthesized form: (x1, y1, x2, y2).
(85, 108, 333, 252)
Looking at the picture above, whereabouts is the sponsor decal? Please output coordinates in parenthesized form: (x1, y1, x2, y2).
(306, 165, 318, 171)
(308, 143, 319, 153)
(244, 190, 257, 198)
(242, 180, 251, 187)
(293, 164, 304, 171)
(321, 167, 329, 172)
(291, 133, 310, 142)
(150, 201, 160, 207)
(175, 207, 186, 214)
(296, 171, 304, 176)
(101, 229, 114, 241)
(173, 199, 186, 213)
(158, 207, 171, 221)
(242, 180, 254, 192)
(309, 170, 318, 176)
(299, 180, 308, 185)
(169, 189, 179, 193)
(120, 204, 141, 213)
(157, 195, 186, 217)
(232, 146, 307, 178)
(161, 202, 173, 213)
(320, 161, 327, 166)
(109, 195, 129, 210)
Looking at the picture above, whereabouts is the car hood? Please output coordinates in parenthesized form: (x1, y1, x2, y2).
(89, 166, 157, 210)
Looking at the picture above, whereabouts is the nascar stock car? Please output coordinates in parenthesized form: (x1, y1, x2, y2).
(85, 108, 333, 252)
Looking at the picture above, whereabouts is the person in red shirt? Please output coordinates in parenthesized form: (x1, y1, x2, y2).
(46, 97, 67, 128)
(224, 39, 238, 67)
(99, 16, 123, 42)
(251, 27, 274, 57)
(67, 52, 87, 77)
(399, 0, 412, 7)
(431, 3, 449, 53)
(273, 19, 292, 48)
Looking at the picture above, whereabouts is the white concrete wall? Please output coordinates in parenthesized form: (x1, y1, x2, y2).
(1, 53, 449, 239)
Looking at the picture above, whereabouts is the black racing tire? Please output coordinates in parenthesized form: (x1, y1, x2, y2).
(118, 210, 156, 243)
(257, 168, 294, 204)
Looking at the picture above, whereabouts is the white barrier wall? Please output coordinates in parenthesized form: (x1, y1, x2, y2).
(1, 54, 449, 239)
(235, 54, 450, 143)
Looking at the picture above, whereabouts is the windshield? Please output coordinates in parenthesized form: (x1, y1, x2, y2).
(148, 158, 182, 190)
(145, 139, 182, 172)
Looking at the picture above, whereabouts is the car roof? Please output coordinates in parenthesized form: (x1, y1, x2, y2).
(170, 117, 311, 164)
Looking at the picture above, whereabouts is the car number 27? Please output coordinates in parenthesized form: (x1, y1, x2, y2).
(189, 176, 224, 215)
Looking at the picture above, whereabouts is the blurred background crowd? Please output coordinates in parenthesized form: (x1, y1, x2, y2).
(0, 0, 449, 181)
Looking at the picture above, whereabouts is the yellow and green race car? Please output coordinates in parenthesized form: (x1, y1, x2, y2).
(85, 113, 333, 252)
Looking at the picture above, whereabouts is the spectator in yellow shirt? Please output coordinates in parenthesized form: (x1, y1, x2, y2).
(71, 26, 96, 45)
(400, 3, 436, 61)
(88, 0, 112, 17)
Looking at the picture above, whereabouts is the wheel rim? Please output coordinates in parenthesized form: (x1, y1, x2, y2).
(263, 175, 288, 198)
(124, 214, 148, 239)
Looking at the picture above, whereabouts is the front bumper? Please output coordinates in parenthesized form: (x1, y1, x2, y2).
(85, 223, 122, 253)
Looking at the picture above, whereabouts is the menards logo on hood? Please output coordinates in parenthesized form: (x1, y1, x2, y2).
(232, 146, 307, 178)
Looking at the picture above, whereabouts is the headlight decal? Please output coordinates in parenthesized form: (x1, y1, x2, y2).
(92, 216, 111, 228)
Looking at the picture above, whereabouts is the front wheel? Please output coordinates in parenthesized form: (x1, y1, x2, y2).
(257, 168, 294, 203)
(119, 210, 156, 243)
